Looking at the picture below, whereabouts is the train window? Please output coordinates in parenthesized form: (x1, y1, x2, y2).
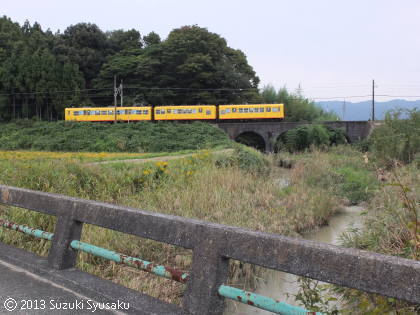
(244, 108, 249, 113)
(101, 111, 107, 115)
(143, 110, 148, 115)
(206, 110, 211, 115)
(260, 108, 264, 112)
(74, 111, 79, 116)
(192, 109, 197, 114)
(79, 111, 84, 115)
(199, 108, 203, 113)
(84, 111, 90, 115)
(156, 110, 161, 114)
(226, 108, 231, 113)
(239, 108, 243, 113)
(249, 108, 253, 113)
(108, 110, 113, 115)
(221, 110, 226, 115)
(161, 109, 165, 114)
(266, 107, 271, 112)
(95, 111, 100, 115)
(232, 108, 237, 113)
(116, 110, 122, 115)
(167, 109, 171, 113)
(188, 109, 192, 114)
(254, 108, 259, 112)
(272, 107, 279, 112)
(173, 109, 177, 114)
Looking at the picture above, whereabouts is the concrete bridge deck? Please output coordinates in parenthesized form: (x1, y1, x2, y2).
(0, 243, 180, 314)
(0, 258, 105, 315)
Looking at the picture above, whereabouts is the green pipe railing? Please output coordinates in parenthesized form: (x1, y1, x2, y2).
(0, 219, 53, 240)
(218, 285, 321, 315)
(70, 240, 190, 283)
(0, 219, 321, 315)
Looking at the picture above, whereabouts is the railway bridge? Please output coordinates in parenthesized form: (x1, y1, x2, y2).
(0, 185, 418, 314)
(217, 121, 378, 152)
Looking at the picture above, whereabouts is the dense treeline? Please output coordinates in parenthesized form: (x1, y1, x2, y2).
(0, 16, 336, 122)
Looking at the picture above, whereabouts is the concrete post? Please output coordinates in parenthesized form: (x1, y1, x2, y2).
(183, 235, 229, 315)
(48, 215, 83, 269)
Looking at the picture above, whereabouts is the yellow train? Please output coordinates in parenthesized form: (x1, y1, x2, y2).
(65, 104, 284, 122)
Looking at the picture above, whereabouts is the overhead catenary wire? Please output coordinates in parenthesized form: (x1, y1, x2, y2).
(1, 85, 420, 101)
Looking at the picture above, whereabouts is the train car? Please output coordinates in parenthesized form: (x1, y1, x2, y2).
(65, 107, 152, 122)
(219, 104, 284, 120)
(154, 105, 217, 120)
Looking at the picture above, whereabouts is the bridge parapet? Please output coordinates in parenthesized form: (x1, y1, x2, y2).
(0, 184, 419, 314)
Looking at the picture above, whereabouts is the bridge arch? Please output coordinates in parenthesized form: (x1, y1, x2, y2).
(234, 131, 266, 151)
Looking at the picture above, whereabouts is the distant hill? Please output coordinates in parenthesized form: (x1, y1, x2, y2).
(315, 99, 420, 121)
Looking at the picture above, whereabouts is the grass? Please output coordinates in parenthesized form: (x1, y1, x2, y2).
(0, 149, 198, 163)
(275, 145, 378, 205)
(334, 164, 420, 314)
(0, 120, 234, 152)
(0, 145, 386, 306)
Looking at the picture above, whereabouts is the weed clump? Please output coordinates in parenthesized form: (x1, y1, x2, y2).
(215, 145, 269, 174)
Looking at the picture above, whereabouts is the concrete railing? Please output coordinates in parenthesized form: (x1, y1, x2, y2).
(0, 184, 419, 314)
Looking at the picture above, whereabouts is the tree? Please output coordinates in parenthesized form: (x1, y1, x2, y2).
(53, 23, 108, 87)
(107, 29, 142, 53)
(95, 25, 260, 105)
(143, 32, 161, 47)
(261, 85, 339, 122)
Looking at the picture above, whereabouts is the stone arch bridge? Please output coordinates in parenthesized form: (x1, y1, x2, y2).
(217, 121, 378, 152)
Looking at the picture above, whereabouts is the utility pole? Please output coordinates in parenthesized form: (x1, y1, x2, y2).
(114, 75, 117, 123)
(342, 98, 346, 121)
(120, 79, 123, 107)
(372, 79, 375, 121)
(13, 94, 16, 120)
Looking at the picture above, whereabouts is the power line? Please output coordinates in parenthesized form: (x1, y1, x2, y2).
(0, 88, 109, 96)
(375, 94, 420, 98)
(310, 95, 372, 100)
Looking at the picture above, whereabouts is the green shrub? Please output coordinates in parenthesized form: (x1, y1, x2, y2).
(370, 108, 419, 165)
(276, 125, 347, 152)
(352, 138, 371, 152)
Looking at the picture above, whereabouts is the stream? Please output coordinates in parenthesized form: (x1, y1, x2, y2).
(225, 205, 365, 314)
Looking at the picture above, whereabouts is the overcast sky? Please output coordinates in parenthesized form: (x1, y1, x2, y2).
(2, 0, 420, 101)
